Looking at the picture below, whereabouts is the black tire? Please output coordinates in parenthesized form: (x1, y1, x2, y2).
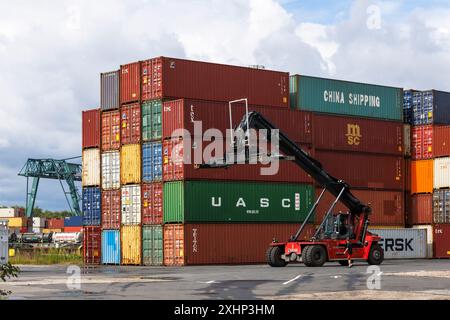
(338, 260, 349, 266)
(367, 243, 384, 265)
(304, 245, 327, 267)
(267, 246, 287, 267)
(301, 245, 312, 266)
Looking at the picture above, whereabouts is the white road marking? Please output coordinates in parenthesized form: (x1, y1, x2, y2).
(331, 275, 342, 279)
(199, 280, 217, 284)
(283, 275, 301, 285)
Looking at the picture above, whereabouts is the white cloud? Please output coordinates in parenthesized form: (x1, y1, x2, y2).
(1, 0, 450, 209)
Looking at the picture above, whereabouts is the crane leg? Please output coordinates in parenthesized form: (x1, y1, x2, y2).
(26, 177, 40, 218)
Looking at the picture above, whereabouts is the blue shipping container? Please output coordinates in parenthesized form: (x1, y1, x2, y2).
(64, 216, 83, 227)
(82, 187, 101, 226)
(413, 90, 450, 125)
(142, 142, 162, 182)
(403, 90, 414, 124)
(101, 230, 121, 264)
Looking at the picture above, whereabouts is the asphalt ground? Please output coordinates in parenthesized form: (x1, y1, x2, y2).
(2, 259, 450, 300)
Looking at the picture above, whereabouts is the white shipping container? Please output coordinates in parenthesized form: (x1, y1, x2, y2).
(434, 157, 450, 189)
(53, 232, 82, 244)
(121, 185, 141, 225)
(102, 151, 120, 190)
(82, 148, 101, 187)
(0, 220, 8, 264)
(412, 225, 434, 258)
(32, 217, 46, 227)
(32, 227, 43, 234)
(369, 228, 427, 259)
(0, 208, 23, 218)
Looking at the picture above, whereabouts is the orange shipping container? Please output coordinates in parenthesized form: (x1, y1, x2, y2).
(411, 160, 433, 194)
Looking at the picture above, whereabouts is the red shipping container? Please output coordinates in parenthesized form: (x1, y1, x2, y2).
(314, 189, 405, 226)
(163, 138, 314, 184)
(433, 125, 450, 158)
(411, 125, 433, 160)
(121, 103, 141, 145)
(162, 99, 312, 143)
(410, 194, 433, 225)
(101, 110, 121, 151)
(83, 226, 101, 264)
(141, 57, 289, 108)
(82, 109, 100, 149)
(142, 183, 163, 225)
(46, 218, 64, 229)
(164, 223, 316, 266)
(63, 226, 83, 233)
(120, 62, 141, 104)
(433, 224, 450, 258)
(315, 150, 404, 190)
(101, 190, 121, 229)
(312, 114, 403, 155)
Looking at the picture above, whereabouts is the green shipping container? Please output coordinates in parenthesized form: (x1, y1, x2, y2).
(163, 181, 314, 223)
(142, 100, 162, 141)
(142, 225, 163, 266)
(290, 75, 403, 121)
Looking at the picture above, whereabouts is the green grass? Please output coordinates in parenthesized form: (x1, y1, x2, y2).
(9, 247, 83, 265)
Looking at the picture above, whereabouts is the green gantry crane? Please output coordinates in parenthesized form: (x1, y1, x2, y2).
(18, 157, 82, 217)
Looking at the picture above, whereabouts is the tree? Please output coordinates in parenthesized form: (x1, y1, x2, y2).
(0, 263, 20, 297)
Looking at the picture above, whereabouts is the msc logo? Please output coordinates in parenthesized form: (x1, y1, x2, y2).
(345, 124, 362, 146)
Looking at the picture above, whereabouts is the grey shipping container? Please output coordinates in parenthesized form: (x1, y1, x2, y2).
(368, 228, 428, 259)
(433, 189, 450, 224)
(142, 225, 163, 266)
(290, 75, 403, 121)
(101, 70, 120, 110)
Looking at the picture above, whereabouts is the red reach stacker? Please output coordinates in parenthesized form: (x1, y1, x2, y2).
(199, 101, 384, 267)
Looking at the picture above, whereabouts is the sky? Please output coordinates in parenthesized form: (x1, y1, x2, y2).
(0, 0, 450, 211)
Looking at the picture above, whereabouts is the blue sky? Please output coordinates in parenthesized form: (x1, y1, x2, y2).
(0, 0, 450, 211)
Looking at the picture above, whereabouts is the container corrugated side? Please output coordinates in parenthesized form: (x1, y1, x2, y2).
(412, 225, 434, 258)
(121, 103, 141, 145)
(312, 113, 403, 155)
(433, 189, 450, 223)
(101, 230, 120, 265)
(411, 160, 433, 194)
(368, 228, 427, 259)
(404, 124, 411, 157)
(82, 148, 100, 187)
(82, 187, 101, 226)
(101, 190, 121, 229)
(142, 183, 163, 225)
(163, 138, 314, 184)
(101, 151, 120, 190)
(433, 157, 450, 189)
(413, 90, 450, 125)
(143, 57, 289, 108)
(410, 194, 433, 225)
(315, 150, 404, 190)
(163, 181, 314, 223)
(314, 189, 405, 226)
(164, 223, 316, 265)
(121, 225, 142, 265)
(121, 185, 141, 225)
(433, 224, 450, 258)
(101, 110, 121, 151)
(290, 75, 403, 121)
(434, 125, 450, 158)
(142, 225, 163, 266)
(83, 226, 101, 265)
(142, 142, 162, 182)
(162, 98, 312, 143)
(82, 109, 100, 149)
(101, 71, 120, 110)
(120, 144, 141, 185)
(120, 62, 141, 104)
(142, 100, 162, 141)
(411, 125, 433, 160)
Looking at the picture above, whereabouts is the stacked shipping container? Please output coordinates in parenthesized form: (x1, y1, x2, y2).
(403, 89, 450, 258)
(82, 57, 450, 266)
